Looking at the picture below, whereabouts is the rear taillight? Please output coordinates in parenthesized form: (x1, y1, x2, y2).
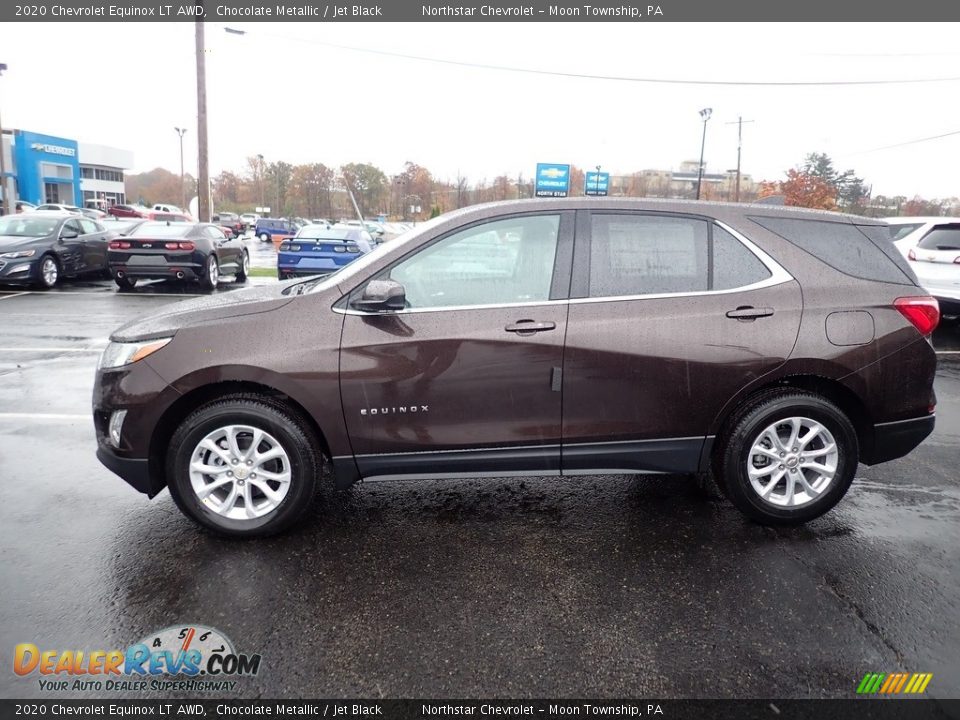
(109, 241, 131, 249)
(908, 248, 917, 261)
(177, 242, 195, 251)
(894, 296, 940, 336)
(164, 242, 179, 250)
(279, 243, 290, 251)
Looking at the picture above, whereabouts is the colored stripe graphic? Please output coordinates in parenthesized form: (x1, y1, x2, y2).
(858, 672, 932, 694)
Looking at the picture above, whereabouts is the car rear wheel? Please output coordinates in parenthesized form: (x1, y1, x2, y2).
(166, 395, 323, 537)
(114, 275, 138, 291)
(258, 232, 270, 243)
(35, 255, 60, 289)
(235, 249, 250, 283)
(199, 255, 219, 292)
(714, 389, 858, 525)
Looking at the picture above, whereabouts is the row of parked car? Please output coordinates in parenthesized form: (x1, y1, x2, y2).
(0, 212, 248, 291)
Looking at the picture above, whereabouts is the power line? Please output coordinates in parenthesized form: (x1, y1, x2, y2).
(847, 129, 960, 155)
(220, 26, 960, 87)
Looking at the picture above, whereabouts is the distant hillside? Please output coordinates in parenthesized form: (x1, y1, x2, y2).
(125, 167, 197, 207)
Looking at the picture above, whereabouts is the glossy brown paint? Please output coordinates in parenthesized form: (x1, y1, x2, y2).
(93, 198, 937, 497)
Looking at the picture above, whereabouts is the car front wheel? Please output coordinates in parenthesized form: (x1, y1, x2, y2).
(35, 255, 60, 289)
(166, 396, 323, 537)
(714, 389, 858, 525)
(258, 232, 270, 243)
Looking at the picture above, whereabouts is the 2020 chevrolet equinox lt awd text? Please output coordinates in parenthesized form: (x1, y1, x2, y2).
(93, 199, 938, 537)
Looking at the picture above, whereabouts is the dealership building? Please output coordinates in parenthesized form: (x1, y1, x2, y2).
(0, 129, 133, 209)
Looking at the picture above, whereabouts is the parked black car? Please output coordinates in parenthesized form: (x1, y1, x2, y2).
(108, 221, 249, 292)
(0, 213, 109, 289)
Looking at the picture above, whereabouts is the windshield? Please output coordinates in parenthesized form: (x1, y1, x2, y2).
(887, 223, 923, 241)
(0, 216, 59, 237)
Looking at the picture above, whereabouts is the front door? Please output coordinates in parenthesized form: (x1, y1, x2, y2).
(339, 212, 573, 479)
(561, 211, 802, 474)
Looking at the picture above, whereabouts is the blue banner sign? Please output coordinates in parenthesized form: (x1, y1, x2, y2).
(535, 163, 570, 198)
(585, 171, 610, 196)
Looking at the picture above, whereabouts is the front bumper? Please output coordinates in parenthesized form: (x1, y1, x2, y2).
(96, 445, 161, 496)
(863, 414, 936, 465)
(0, 256, 40, 283)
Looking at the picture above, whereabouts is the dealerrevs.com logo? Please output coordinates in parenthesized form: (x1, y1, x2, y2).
(13, 625, 261, 693)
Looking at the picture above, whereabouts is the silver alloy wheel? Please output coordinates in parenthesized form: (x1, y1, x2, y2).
(242, 250, 250, 274)
(746, 416, 839, 508)
(188, 424, 292, 520)
(208, 256, 219, 286)
(41, 257, 58, 287)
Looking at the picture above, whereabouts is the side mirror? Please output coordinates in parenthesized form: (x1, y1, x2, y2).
(60, 229, 79, 240)
(351, 279, 406, 312)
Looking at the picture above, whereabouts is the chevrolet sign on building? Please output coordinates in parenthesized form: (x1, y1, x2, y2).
(30, 142, 76, 157)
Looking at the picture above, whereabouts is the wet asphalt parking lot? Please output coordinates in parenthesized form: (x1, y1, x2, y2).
(1, 239, 959, 700)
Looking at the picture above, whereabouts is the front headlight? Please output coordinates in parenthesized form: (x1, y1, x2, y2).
(98, 337, 173, 370)
(0, 249, 37, 259)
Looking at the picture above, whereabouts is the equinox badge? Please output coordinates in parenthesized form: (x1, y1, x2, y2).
(361, 406, 429, 416)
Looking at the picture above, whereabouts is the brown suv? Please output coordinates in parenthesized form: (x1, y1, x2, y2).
(93, 199, 939, 537)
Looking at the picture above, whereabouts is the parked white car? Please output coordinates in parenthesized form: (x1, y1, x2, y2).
(889, 216, 960, 316)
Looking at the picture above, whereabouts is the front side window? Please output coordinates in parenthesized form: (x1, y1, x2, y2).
(589, 214, 709, 297)
(386, 214, 560, 309)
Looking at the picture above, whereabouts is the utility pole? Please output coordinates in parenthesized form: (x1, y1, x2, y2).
(195, 18, 210, 222)
(0, 63, 10, 216)
(726, 116, 754, 202)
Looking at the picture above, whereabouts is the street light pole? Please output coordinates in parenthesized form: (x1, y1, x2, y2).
(695, 107, 712, 201)
(174, 127, 187, 211)
(257, 154, 265, 210)
(0, 63, 10, 216)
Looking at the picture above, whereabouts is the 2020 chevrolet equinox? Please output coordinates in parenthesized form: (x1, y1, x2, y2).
(93, 199, 938, 537)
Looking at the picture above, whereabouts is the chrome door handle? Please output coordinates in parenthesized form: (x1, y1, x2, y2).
(505, 320, 556, 335)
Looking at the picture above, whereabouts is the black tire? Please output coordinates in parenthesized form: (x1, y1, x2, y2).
(114, 275, 138, 290)
(258, 232, 270, 243)
(34, 254, 60, 289)
(235, 249, 250, 283)
(714, 389, 858, 525)
(199, 254, 219, 292)
(166, 395, 323, 538)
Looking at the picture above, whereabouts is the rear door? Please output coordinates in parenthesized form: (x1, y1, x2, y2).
(57, 219, 86, 274)
(339, 211, 574, 479)
(78, 218, 107, 271)
(561, 210, 802, 474)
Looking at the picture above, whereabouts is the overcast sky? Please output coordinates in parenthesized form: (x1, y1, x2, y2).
(2, 21, 959, 197)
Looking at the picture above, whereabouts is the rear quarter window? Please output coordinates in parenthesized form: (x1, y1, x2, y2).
(749, 216, 914, 285)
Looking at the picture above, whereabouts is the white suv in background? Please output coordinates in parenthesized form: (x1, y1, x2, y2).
(889, 216, 960, 317)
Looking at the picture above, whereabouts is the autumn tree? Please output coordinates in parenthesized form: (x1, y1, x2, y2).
(289, 163, 335, 218)
(762, 168, 838, 210)
(341, 162, 387, 217)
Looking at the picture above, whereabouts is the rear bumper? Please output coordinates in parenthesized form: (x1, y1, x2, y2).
(111, 263, 203, 280)
(862, 414, 936, 465)
(279, 268, 334, 279)
(934, 296, 960, 315)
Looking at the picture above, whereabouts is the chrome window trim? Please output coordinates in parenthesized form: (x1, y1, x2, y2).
(335, 219, 793, 315)
(334, 298, 568, 316)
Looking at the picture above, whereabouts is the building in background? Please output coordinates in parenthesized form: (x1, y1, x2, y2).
(0, 129, 132, 210)
(610, 160, 757, 201)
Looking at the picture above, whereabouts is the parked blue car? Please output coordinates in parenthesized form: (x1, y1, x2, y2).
(277, 225, 374, 280)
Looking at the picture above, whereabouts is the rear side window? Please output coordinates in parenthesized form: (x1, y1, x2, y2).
(587, 215, 772, 298)
(713, 226, 771, 290)
(749, 216, 912, 285)
(589, 215, 709, 297)
(916, 224, 960, 251)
